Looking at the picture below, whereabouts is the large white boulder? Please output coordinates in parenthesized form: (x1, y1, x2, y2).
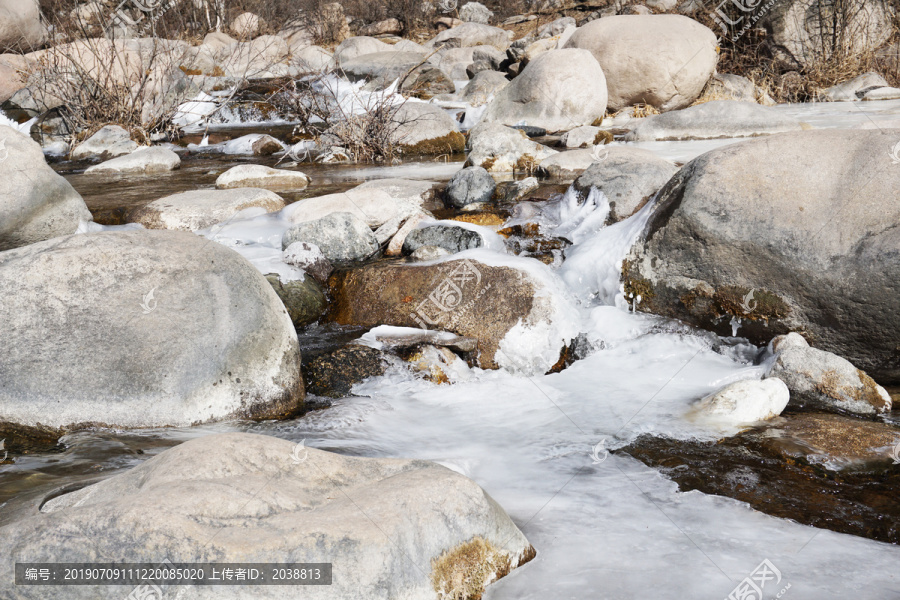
(481, 48, 607, 132)
(0, 125, 92, 251)
(466, 121, 558, 173)
(127, 188, 286, 231)
(0, 230, 304, 430)
(624, 128, 900, 383)
(565, 15, 718, 111)
(0, 432, 534, 600)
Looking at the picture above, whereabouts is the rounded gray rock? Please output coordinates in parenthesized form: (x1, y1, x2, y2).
(402, 224, 484, 255)
(445, 166, 496, 208)
(0, 126, 92, 251)
(282, 211, 380, 264)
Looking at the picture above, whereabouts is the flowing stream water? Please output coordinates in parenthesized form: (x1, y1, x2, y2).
(3, 99, 900, 598)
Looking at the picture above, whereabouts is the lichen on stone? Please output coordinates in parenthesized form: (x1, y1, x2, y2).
(430, 537, 527, 600)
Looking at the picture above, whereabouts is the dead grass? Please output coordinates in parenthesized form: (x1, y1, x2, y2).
(431, 537, 512, 600)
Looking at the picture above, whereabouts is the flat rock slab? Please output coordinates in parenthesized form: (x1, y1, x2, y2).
(623, 100, 806, 141)
(216, 164, 310, 190)
(127, 188, 286, 231)
(0, 432, 534, 600)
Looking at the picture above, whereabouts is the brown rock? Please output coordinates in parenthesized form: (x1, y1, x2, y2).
(763, 413, 900, 467)
(328, 260, 543, 369)
(251, 134, 284, 155)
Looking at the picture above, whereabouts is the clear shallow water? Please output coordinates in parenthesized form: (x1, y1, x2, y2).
(4, 99, 900, 597)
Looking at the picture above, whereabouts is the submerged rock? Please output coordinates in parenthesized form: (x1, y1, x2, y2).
(303, 344, 387, 397)
(328, 257, 578, 373)
(0, 230, 304, 430)
(623, 100, 806, 141)
(481, 48, 608, 132)
(624, 129, 900, 383)
(565, 15, 717, 111)
(0, 433, 534, 599)
(84, 146, 181, 174)
(623, 415, 900, 545)
(282, 211, 380, 264)
(0, 125, 92, 251)
(765, 333, 891, 416)
(763, 412, 900, 467)
(127, 188, 285, 231)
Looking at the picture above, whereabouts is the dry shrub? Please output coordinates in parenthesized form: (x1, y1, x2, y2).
(698, 1, 900, 103)
(276, 67, 415, 162)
